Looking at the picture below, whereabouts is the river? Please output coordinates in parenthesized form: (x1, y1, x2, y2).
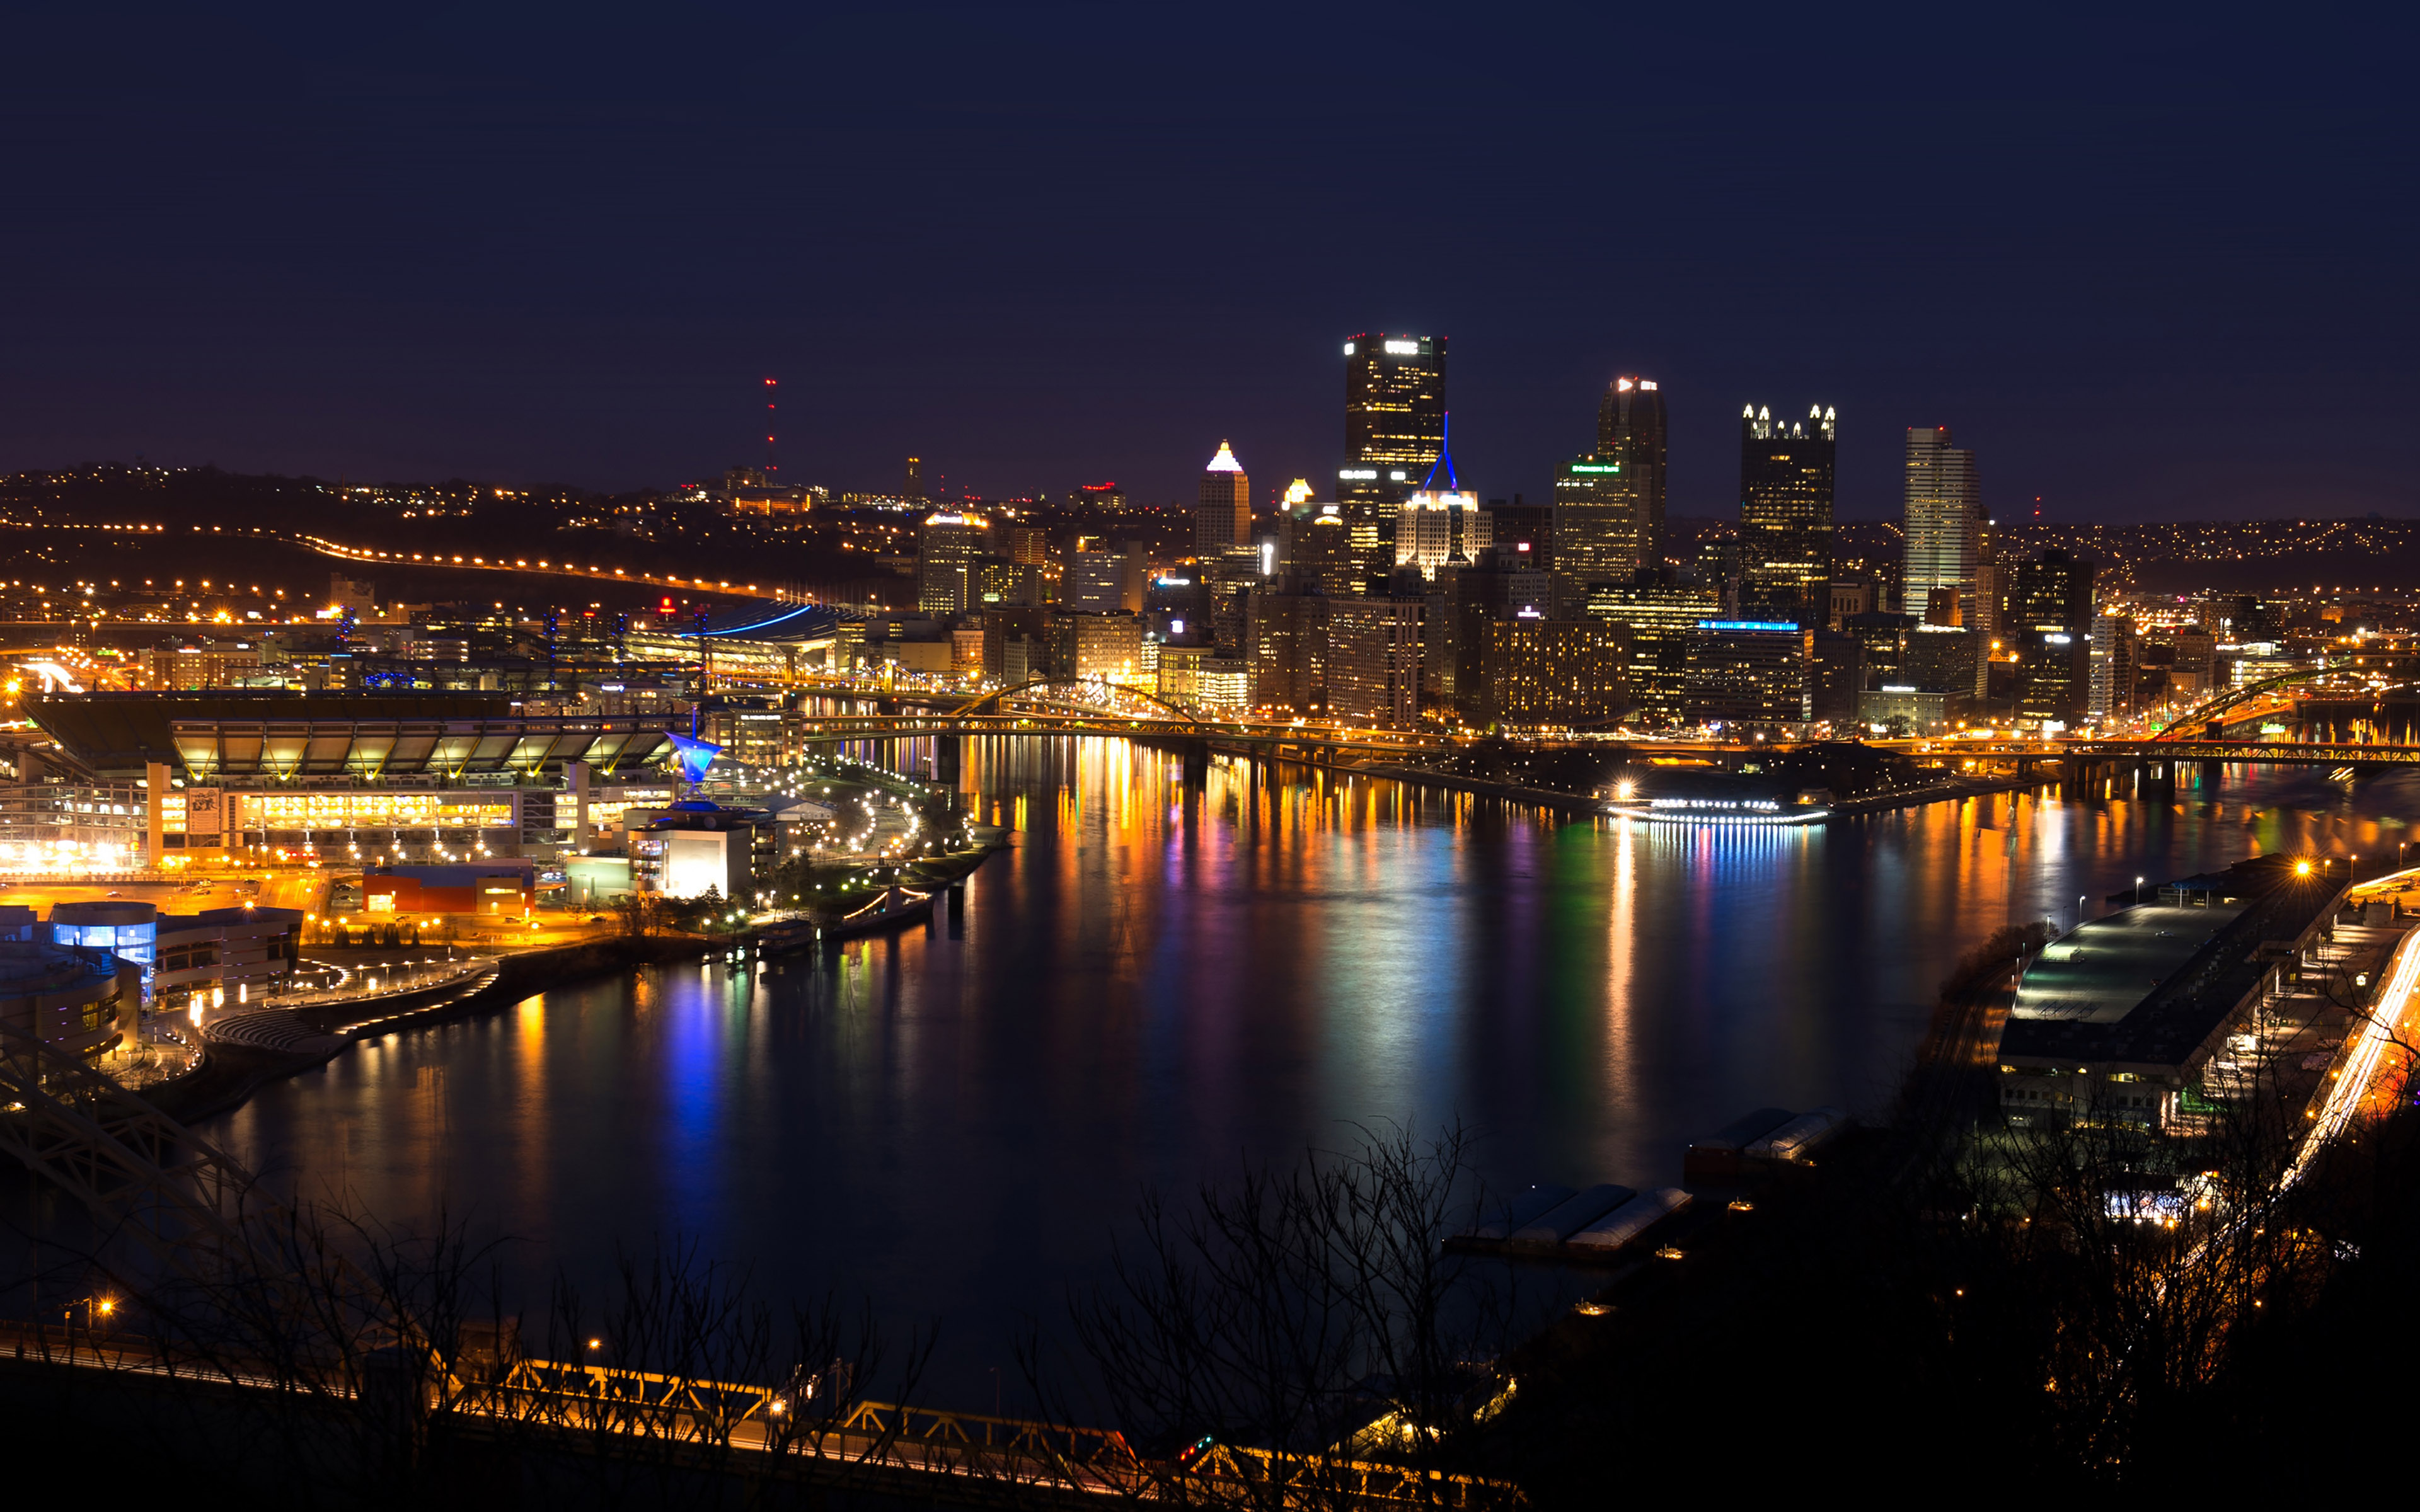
(200, 742, 2416, 1405)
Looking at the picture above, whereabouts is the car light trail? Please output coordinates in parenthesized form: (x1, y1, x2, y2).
(2287, 903, 2420, 1189)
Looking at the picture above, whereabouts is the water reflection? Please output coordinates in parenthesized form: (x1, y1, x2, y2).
(205, 747, 2417, 1404)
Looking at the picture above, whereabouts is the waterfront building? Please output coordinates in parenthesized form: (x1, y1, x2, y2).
(1341, 333, 1444, 516)
(1683, 620, 1812, 729)
(1901, 426, 1981, 636)
(2091, 610, 2138, 723)
(1903, 623, 1980, 703)
(1475, 617, 1627, 730)
(1857, 685, 1950, 735)
(1247, 589, 1328, 716)
(1325, 598, 1421, 728)
(1809, 629, 1863, 728)
(1739, 404, 1837, 617)
(0, 927, 137, 1058)
(1195, 656, 1250, 713)
(1155, 643, 1208, 707)
(1056, 611, 1146, 685)
(917, 511, 989, 614)
(2010, 549, 2097, 729)
(1194, 442, 1253, 555)
(981, 605, 1050, 682)
(625, 805, 775, 900)
(1587, 577, 1721, 727)
(45, 895, 298, 1045)
(1998, 859, 2337, 1129)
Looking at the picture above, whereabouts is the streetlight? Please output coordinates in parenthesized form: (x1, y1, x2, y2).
(2135, 875, 2145, 905)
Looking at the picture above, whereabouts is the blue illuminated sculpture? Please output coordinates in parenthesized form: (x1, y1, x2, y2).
(666, 731, 722, 786)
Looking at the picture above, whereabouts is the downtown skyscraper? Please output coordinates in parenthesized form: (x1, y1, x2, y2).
(1739, 403, 1836, 617)
(1901, 426, 1981, 623)
(1554, 376, 1666, 585)
(1340, 333, 1446, 515)
(1194, 440, 1253, 555)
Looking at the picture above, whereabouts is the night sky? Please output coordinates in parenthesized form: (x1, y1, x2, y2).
(6, 4, 2415, 522)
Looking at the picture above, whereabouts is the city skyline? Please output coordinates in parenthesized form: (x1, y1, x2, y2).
(3, 11, 2413, 524)
(4, 8, 2419, 1497)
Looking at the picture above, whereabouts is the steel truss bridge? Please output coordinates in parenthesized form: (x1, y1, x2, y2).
(0, 1024, 1517, 1508)
(790, 668, 2420, 775)
(788, 677, 1452, 763)
(2064, 659, 2420, 772)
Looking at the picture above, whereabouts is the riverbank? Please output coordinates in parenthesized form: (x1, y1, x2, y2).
(147, 932, 711, 1123)
(144, 841, 1013, 1123)
(1349, 760, 2043, 821)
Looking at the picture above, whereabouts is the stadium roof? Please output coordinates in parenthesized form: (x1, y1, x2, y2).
(28, 692, 679, 781)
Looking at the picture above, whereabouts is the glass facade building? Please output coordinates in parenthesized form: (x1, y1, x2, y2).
(1901, 426, 1981, 627)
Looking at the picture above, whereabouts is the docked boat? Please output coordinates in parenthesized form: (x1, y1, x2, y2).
(1604, 796, 1828, 826)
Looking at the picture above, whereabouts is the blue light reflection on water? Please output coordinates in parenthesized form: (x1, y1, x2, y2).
(203, 750, 2419, 1405)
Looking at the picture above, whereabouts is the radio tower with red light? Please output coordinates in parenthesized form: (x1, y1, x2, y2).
(764, 376, 778, 478)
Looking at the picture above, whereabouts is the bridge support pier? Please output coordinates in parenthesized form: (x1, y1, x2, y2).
(1180, 738, 1210, 788)
(931, 733, 960, 785)
(2198, 759, 2222, 791)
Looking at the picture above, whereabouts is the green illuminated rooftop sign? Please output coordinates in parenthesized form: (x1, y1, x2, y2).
(1567, 463, 1621, 474)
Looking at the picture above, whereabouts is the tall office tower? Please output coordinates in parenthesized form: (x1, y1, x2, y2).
(1597, 377, 1668, 565)
(1556, 376, 1667, 585)
(2090, 610, 2136, 723)
(2011, 549, 2097, 729)
(1552, 457, 1637, 583)
(1340, 333, 1446, 516)
(1194, 441, 1253, 555)
(1738, 403, 1837, 617)
(917, 511, 989, 614)
(1969, 521, 2001, 697)
(904, 456, 926, 501)
(1901, 426, 1982, 635)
